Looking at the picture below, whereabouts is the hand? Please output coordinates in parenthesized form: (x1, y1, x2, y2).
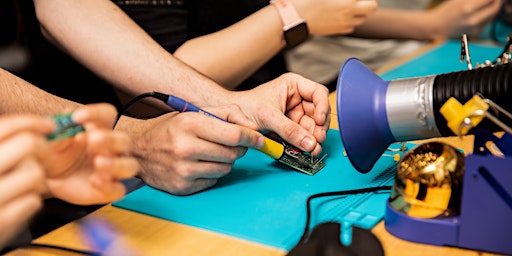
(0, 115, 53, 248)
(124, 105, 264, 195)
(425, 0, 502, 38)
(44, 103, 139, 205)
(231, 72, 331, 157)
(292, 0, 378, 35)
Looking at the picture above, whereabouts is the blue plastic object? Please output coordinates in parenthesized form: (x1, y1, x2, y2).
(385, 129, 512, 255)
(336, 42, 503, 174)
(336, 58, 394, 173)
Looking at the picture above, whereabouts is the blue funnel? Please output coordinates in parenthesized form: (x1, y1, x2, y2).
(336, 58, 395, 173)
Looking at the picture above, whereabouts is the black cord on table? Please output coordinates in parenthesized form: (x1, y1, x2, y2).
(298, 186, 392, 243)
(27, 243, 101, 255)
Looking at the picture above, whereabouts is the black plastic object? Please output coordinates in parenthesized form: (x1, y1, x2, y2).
(433, 63, 512, 136)
(287, 222, 384, 256)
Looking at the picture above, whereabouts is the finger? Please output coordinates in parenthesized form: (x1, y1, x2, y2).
(291, 100, 329, 127)
(173, 135, 249, 163)
(309, 142, 323, 157)
(93, 155, 139, 181)
(0, 194, 42, 244)
(0, 115, 55, 142)
(0, 158, 45, 204)
(354, 0, 378, 15)
(287, 111, 327, 148)
(89, 182, 127, 203)
(286, 103, 306, 124)
(298, 114, 318, 136)
(86, 130, 132, 156)
(313, 110, 331, 144)
(169, 178, 219, 196)
(292, 74, 330, 126)
(188, 161, 234, 179)
(270, 114, 318, 153)
(72, 103, 118, 129)
(301, 101, 317, 118)
(194, 114, 265, 149)
(0, 134, 50, 174)
(198, 145, 249, 163)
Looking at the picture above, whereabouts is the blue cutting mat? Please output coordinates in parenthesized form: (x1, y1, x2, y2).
(380, 40, 503, 81)
(114, 129, 412, 250)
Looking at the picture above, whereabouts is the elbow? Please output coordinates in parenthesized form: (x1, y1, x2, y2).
(32, 1, 65, 50)
(32, 0, 52, 41)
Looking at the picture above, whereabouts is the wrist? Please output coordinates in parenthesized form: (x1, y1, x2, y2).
(420, 11, 446, 40)
(270, 0, 310, 48)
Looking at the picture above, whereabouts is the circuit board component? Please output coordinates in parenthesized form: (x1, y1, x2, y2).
(47, 113, 85, 140)
(278, 142, 326, 175)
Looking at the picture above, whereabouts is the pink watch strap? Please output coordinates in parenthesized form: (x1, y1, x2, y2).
(270, 0, 305, 30)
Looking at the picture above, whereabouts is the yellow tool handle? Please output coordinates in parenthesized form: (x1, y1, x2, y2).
(257, 137, 285, 159)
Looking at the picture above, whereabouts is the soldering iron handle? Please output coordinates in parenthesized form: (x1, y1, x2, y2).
(166, 94, 226, 122)
(152, 91, 289, 161)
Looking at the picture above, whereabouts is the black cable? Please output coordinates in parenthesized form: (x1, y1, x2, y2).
(27, 243, 100, 255)
(493, 37, 512, 65)
(298, 186, 392, 243)
(114, 91, 170, 127)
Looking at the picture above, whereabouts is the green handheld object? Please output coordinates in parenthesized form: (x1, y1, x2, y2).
(47, 113, 85, 140)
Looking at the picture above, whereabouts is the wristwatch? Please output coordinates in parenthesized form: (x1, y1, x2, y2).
(270, 0, 309, 48)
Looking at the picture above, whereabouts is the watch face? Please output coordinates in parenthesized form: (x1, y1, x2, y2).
(284, 22, 309, 48)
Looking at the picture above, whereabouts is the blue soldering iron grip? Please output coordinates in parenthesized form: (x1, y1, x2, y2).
(166, 95, 226, 122)
(166, 95, 201, 112)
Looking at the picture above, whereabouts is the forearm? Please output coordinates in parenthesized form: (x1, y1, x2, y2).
(0, 68, 79, 115)
(34, 0, 230, 107)
(351, 9, 439, 41)
(174, 5, 285, 89)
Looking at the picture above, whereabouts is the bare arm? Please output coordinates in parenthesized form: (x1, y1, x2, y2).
(33, 0, 229, 107)
(351, 0, 502, 40)
(174, 0, 378, 89)
(173, 6, 284, 89)
(0, 68, 79, 115)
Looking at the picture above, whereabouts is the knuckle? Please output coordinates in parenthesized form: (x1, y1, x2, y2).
(31, 166, 45, 182)
(225, 104, 241, 112)
(172, 181, 194, 195)
(218, 163, 233, 175)
(229, 131, 245, 146)
(283, 124, 301, 140)
(172, 144, 194, 159)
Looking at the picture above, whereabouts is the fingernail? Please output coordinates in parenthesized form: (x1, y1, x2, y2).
(301, 137, 315, 150)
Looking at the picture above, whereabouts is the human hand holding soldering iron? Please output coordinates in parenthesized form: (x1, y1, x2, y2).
(126, 104, 265, 196)
(119, 73, 330, 195)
